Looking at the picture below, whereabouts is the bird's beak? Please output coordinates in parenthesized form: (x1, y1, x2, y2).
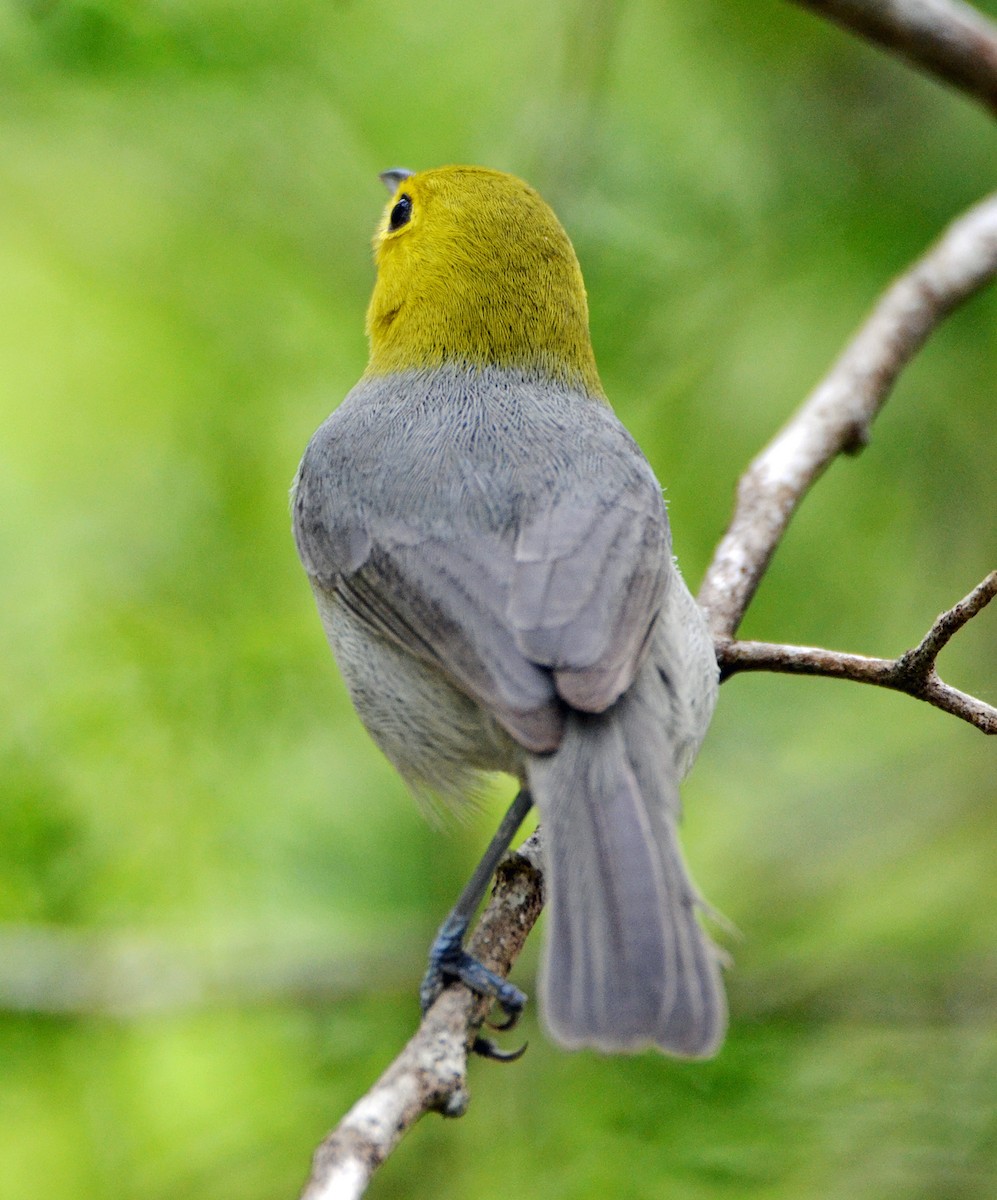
(379, 167, 414, 194)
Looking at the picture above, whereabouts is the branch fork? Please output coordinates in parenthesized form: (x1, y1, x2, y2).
(717, 571, 997, 734)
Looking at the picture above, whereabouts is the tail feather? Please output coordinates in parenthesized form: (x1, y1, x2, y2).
(526, 697, 726, 1058)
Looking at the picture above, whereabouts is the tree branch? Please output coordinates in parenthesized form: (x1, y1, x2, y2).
(299, 838, 544, 1200)
(716, 572, 997, 734)
(697, 190, 997, 639)
(788, 0, 997, 118)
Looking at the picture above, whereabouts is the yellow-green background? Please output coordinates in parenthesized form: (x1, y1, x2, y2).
(1, 1, 995, 1197)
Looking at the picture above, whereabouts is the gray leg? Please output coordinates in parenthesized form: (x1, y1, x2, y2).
(419, 789, 534, 1038)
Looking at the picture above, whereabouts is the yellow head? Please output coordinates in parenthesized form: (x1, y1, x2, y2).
(364, 166, 604, 398)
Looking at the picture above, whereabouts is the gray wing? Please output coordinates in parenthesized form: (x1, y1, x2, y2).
(510, 481, 669, 712)
(293, 374, 671, 753)
(332, 525, 566, 753)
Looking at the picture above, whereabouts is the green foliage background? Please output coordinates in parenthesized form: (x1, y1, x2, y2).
(1, 1, 995, 1196)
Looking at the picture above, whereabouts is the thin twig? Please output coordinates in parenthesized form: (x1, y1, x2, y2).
(697, 191, 997, 639)
(900, 569, 997, 673)
(717, 572, 997, 734)
(789, 0, 997, 117)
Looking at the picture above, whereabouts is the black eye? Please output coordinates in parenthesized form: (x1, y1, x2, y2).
(389, 194, 412, 231)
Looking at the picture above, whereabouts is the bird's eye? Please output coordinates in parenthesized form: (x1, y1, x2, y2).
(389, 194, 413, 231)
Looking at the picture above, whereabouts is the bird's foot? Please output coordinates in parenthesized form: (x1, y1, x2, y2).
(420, 913, 528, 1058)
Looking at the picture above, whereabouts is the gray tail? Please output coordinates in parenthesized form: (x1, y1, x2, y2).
(525, 699, 726, 1058)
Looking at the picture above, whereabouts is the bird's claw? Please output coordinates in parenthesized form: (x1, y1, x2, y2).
(486, 994, 524, 1032)
(472, 1035, 528, 1062)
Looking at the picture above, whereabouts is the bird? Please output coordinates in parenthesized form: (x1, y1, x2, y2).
(292, 165, 726, 1057)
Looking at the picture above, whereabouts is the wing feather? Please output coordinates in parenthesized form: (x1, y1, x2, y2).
(512, 483, 669, 711)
